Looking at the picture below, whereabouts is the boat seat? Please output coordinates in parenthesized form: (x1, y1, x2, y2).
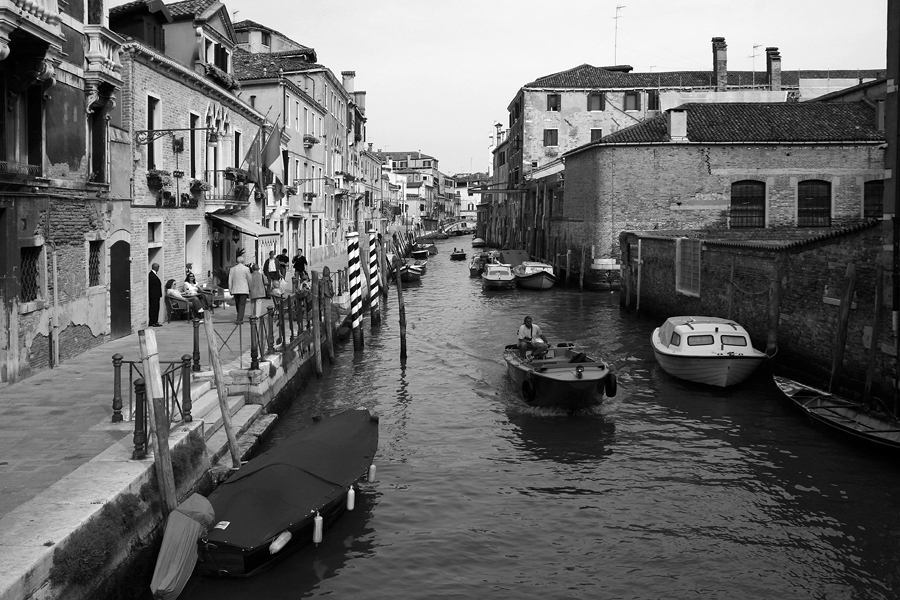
(537, 361, 606, 371)
(569, 352, 588, 364)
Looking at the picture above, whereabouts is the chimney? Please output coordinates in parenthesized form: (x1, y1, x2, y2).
(667, 109, 688, 142)
(341, 70, 356, 93)
(766, 47, 782, 91)
(354, 90, 366, 113)
(368, 142, 373, 152)
(712, 37, 727, 92)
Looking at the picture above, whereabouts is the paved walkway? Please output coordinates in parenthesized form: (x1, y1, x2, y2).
(0, 253, 350, 521)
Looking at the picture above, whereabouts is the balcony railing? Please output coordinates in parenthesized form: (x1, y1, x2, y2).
(0, 160, 41, 177)
(84, 25, 124, 86)
(203, 169, 252, 209)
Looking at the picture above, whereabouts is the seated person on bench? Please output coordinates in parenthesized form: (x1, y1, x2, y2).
(166, 279, 204, 315)
(517, 315, 549, 359)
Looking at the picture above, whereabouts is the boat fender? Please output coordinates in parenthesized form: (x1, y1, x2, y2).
(269, 530, 292, 555)
(347, 486, 356, 511)
(313, 512, 323, 545)
(368, 464, 377, 482)
(605, 373, 618, 398)
(522, 379, 537, 403)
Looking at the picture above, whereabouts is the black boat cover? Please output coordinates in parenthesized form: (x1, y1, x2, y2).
(206, 408, 379, 551)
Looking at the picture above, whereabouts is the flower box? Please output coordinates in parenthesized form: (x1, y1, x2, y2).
(147, 169, 172, 189)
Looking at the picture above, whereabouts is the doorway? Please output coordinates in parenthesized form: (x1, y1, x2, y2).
(110, 240, 131, 339)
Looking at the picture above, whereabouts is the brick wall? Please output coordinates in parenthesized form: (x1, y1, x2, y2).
(561, 142, 884, 262)
(621, 223, 892, 398)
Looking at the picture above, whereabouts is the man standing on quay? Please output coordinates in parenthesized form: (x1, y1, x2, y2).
(228, 255, 252, 323)
(292, 249, 308, 282)
(148, 263, 162, 327)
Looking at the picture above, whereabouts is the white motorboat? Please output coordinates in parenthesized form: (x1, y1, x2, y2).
(513, 261, 556, 290)
(651, 316, 767, 387)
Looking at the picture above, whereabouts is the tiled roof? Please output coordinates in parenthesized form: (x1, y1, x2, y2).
(232, 47, 320, 80)
(374, 151, 436, 161)
(596, 102, 883, 145)
(166, 0, 216, 18)
(110, 0, 171, 19)
(525, 63, 885, 89)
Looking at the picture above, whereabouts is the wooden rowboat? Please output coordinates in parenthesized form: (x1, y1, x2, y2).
(774, 375, 900, 451)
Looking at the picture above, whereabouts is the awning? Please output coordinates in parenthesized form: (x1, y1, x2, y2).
(209, 214, 279, 238)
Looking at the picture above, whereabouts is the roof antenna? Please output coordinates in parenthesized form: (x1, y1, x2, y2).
(749, 44, 762, 88)
(613, 5, 626, 65)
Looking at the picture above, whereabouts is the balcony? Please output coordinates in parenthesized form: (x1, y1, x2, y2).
(0, 0, 64, 60)
(84, 25, 124, 88)
(202, 169, 252, 212)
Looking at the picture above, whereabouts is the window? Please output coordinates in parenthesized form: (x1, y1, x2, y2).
(547, 94, 561, 111)
(88, 240, 102, 287)
(647, 90, 660, 111)
(730, 180, 766, 228)
(669, 332, 681, 346)
(189, 114, 199, 178)
(798, 180, 831, 227)
(20, 246, 42, 302)
(587, 92, 605, 111)
(261, 31, 271, 47)
(233, 130, 241, 167)
(543, 129, 558, 146)
(675, 238, 700, 296)
(147, 96, 160, 169)
(721, 335, 748, 347)
(498, 151, 506, 166)
(687, 335, 714, 346)
(591, 129, 603, 142)
(0, 76, 42, 174)
(295, 101, 300, 131)
(148, 221, 162, 244)
(624, 91, 641, 111)
(864, 180, 884, 219)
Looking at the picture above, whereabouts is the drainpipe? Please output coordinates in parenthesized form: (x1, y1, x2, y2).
(52, 243, 58, 367)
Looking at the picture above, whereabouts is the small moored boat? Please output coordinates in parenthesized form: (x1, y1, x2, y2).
(774, 375, 900, 451)
(481, 262, 515, 290)
(504, 342, 617, 411)
(195, 409, 379, 577)
(410, 246, 429, 260)
(513, 261, 556, 290)
(400, 258, 426, 282)
(651, 316, 767, 387)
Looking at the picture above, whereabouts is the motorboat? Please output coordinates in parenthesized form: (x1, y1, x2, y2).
(450, 250, 467, 261)
(481, 262, 515, 290)
(400, 258, 426, 282)
(410, 246, 429, 260)
(503, 342, 617, 411)
(472, 237, 486, 248)
(651, 316, 767, 387)
(194, 409, 379, 577)
(513, 261, 556, 290)
(774, 375, 900, 451)
(468, 255, 483, 277)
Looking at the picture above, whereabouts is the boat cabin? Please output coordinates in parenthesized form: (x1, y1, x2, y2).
(656, 316, 751, 355)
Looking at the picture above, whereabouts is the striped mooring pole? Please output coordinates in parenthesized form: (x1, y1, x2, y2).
(368, 230, 381, 327)
(347, 231, 364, 351)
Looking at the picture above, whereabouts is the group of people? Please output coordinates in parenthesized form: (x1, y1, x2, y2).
(228, 249, 309, 323)
(148, 249, 310, 326)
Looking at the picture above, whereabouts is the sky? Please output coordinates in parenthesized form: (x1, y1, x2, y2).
(122, 0, 887, 175)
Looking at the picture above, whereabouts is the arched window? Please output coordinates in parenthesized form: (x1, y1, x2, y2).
(730, 180, 765, 228)
(864, 180, 884, 219)
(797, 180, 831, 227)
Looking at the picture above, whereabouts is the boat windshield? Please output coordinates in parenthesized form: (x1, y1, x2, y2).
(721, 335, 748, 346)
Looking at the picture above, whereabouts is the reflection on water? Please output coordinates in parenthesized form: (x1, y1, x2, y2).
(182, 237, 900, 600)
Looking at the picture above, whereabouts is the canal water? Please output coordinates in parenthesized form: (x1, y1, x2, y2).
(181, 237, 900, 600)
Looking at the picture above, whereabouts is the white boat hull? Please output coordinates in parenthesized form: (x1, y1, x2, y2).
(652, 347, 765, 387)
(515, 271, 556, 290)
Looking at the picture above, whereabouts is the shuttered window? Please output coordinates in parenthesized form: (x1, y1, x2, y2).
(587, 92, 605, 111)
(675, 238, 700, 296)
(864, 180, 884, 219)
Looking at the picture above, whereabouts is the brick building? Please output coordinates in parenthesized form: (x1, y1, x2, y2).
(547, 102, 884, 289)
(109, 0, 270, 329)
(0, 0, 125, 383)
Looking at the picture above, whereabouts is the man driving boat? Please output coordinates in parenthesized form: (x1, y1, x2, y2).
(518, 316, 549, 358)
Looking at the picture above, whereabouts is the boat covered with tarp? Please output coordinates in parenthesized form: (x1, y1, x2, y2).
(195, 408, 379, 577)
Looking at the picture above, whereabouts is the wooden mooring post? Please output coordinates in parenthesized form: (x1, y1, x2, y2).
(394, 256, 408, 361)
(579, 244, 586, 291)
(322, 266, 335, 364)
(864, 263, 884, 403)
(829, 262, 857, 392)
(312, 271, 323, 377)
(347, 232, 364, 351)
(137, 329, 177, 515)
(202, 312, 241, 468)
(368, 230, 381, 327)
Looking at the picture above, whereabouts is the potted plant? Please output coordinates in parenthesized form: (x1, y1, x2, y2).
(303, 134, 319, 148)
(180, 192, 198, 208)
(285, 185, 298, 196)
(147, 169, 172, 189)
(233, 183, 250, 202)
(303, 191, 317, 202)
(224, 167, 250, 182)
(189, 178, 210, 193)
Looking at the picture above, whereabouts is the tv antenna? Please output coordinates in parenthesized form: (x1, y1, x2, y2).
(614, 5, 626, 64)
(749, 44, 762, 88)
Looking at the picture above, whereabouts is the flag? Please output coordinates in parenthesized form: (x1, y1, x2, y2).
(261, 124, 282, 170)
(242, 129, 261, 184)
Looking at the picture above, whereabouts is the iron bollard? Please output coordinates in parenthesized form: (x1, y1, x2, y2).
(192, 318, 202, 372)
(111, 353, 124, 423)
(181, 354, 193, 422)
(266, 306, 276, 354)
(277, 297, 287, 347)
(133, 378, 147, 460)
(250, 314, 260, 370)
